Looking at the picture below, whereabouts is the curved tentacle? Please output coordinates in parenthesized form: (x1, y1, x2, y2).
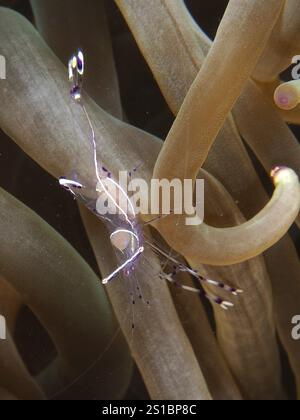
(253, 0, 300, 82)
(30, 0, 122, 118)
(274, 80, 300, 111)
(115, 0, 205, 114)
(116, 0, 300, 396)
(233, 80, 300, 228)
(167, 268, 243, 400)
(153, 0, 284, 181)
(115, 0, 276, 219)
(187, 169, 284, 400)
(0, 275, 22, 331)
(278, 106, 300, 124)
(0, 7, 211, 400)
(0, 330, 44, 400)
(0, 186, 132, 399)
(153, 167, 299, 265)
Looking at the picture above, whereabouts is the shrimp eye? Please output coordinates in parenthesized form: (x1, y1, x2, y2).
(77, 50, 84, 75)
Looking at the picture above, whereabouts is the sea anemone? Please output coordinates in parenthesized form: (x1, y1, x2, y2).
(0, 0, 299, 401)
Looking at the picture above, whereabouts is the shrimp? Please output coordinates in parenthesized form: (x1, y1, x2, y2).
(59, 51, 242, 322)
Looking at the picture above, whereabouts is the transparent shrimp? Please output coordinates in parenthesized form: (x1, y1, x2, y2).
(59, 50, 242, 322)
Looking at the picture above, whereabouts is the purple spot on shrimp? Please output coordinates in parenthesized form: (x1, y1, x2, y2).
(77, 58, 83, 71)
(70, 85, 80, 95)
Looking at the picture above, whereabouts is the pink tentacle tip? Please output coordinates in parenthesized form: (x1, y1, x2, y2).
(274, 85, 298, 110)
(270, 166, 290, 186)
(277, 95, 289, 106)
(270, 166, 287, 178)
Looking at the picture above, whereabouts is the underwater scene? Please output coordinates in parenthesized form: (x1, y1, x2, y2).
(0, 0, 299, 403)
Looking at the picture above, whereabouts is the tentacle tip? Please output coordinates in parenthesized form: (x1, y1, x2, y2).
(270, 166, 292, 186)
(274, 83, 299, 110)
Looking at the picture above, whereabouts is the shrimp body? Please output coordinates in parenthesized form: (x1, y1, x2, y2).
(95, 180, 145, 284)
(61, 50, 145, 283)
(60, 50, 242, 312)
(60, 168, 144, 284)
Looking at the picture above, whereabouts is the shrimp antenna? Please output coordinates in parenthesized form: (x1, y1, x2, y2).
(68, 50, 134, 226)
